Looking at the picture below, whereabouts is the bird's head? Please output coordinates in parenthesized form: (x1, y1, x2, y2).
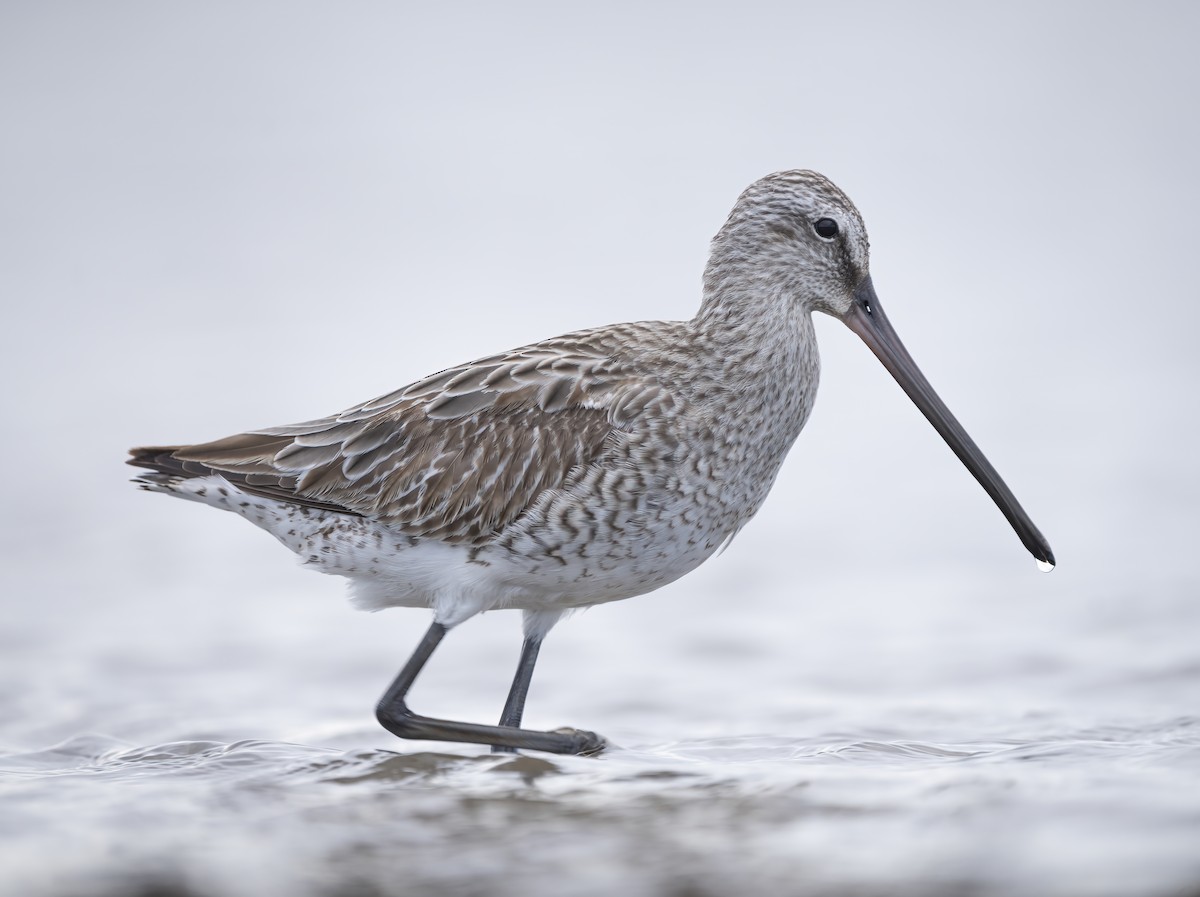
(702, 169, 1055, 572)
(705, 169, 871, 319)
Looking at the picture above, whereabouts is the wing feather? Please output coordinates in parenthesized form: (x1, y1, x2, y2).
(135, 329, 675, 545)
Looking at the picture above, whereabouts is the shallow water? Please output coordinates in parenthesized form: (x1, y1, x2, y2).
(4, 720, 1198, 897)
(3, 552, 1198, 897)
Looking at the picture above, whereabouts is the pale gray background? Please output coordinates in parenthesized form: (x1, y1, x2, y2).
(6, 1, 1196, 644)
(1, 3, 1197, 897)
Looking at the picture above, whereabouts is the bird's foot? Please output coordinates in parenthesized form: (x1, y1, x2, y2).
(551, 727, 607, 755)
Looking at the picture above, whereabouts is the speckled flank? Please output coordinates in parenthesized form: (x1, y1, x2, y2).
(129, 171, 867, 636)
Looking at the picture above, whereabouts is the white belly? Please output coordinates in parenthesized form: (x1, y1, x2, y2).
(147, 475, 731, 629)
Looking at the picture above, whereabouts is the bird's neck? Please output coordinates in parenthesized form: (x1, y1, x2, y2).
(679, 263, 822, 518)
(693, 253, 816, 362)
(687, 260, 821, 425)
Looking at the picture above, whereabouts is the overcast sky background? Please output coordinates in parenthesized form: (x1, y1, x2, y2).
(1, 2, 1197, 709)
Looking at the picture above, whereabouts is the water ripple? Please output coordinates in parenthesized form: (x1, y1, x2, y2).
(2, 717, 1198, 897)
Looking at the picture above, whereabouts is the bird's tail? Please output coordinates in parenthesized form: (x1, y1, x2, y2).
(127, 445, 226, 503)
(128, 445, 203, 478)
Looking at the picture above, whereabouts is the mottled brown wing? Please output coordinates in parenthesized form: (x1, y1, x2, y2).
(142, 333, 669, 545)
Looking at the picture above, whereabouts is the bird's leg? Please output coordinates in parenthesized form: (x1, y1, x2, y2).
(492, 635, 542, 754)
(375, 621, 606, 756)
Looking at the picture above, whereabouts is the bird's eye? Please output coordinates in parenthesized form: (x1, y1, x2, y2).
(814, 218, 839, 239)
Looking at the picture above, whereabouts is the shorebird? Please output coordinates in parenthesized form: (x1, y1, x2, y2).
(129, 170, 1054, 755)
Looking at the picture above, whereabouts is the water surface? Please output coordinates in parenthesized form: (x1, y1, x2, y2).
(3, 565, 1197, 897)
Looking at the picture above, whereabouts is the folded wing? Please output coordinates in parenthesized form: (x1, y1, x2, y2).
(130, 335, 671, 545)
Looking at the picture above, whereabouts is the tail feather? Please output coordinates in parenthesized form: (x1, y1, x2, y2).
(127, 444, 361, 516)
(128, 445, 216, 480)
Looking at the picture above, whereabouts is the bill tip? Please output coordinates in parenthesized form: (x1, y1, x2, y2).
(1036, 558, 1055, 573)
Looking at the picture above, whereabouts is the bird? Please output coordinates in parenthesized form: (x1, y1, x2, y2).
(129, 170, 1054, 756)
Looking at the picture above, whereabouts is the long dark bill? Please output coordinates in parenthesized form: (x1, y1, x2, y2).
(843, 276, 1054, 570)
